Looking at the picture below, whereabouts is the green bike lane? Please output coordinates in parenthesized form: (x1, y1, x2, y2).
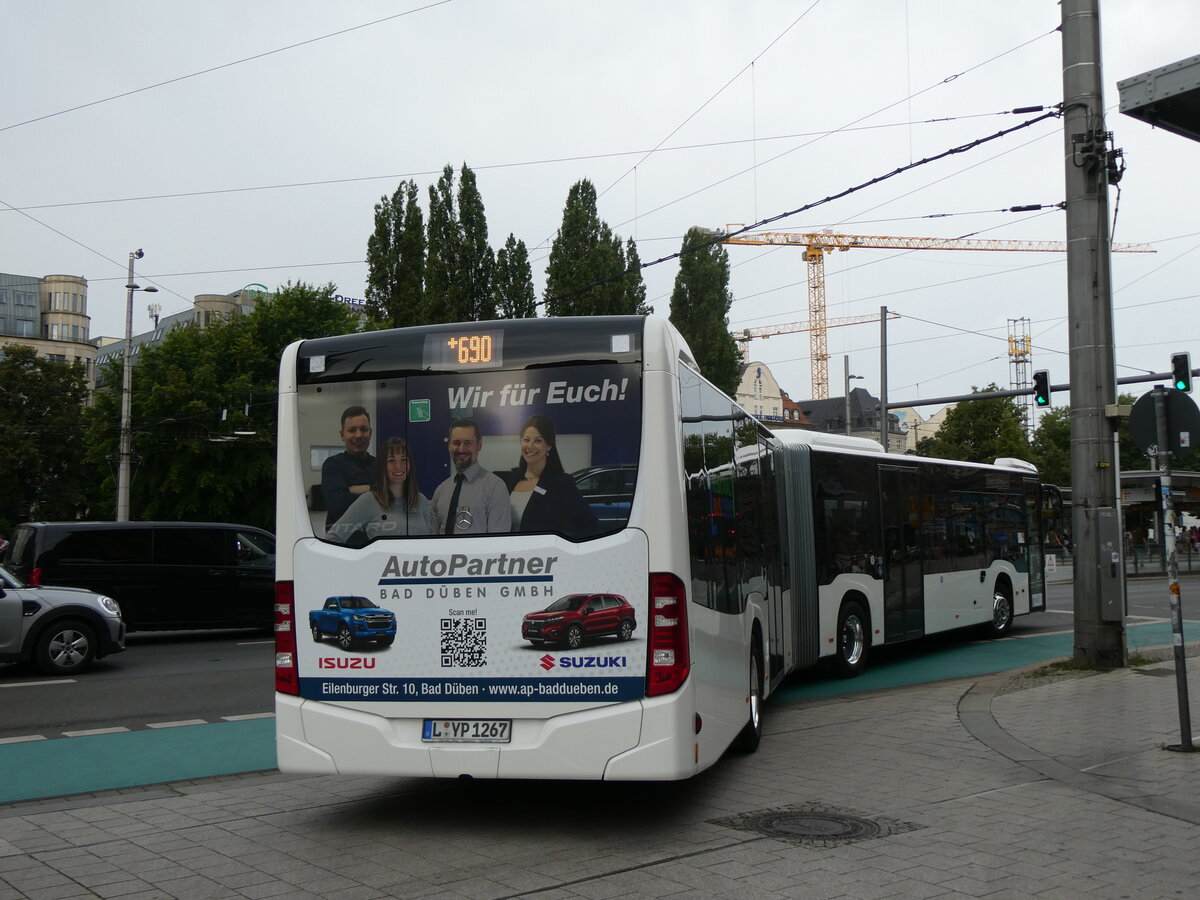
(0, 620, 1192, 805)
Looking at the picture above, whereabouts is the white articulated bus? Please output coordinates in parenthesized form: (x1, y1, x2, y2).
(274, 315, 1047, 780)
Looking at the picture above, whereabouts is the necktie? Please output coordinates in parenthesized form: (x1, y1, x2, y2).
(444, 473, 465, 534)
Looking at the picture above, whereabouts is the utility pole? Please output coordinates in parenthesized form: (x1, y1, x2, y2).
(1062, 0, 1126, 667)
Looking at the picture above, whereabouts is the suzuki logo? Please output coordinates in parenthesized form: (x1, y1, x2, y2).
(539, 654, 556, 671)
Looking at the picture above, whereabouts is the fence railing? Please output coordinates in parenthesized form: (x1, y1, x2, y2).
(1045, 543, 1199, 577)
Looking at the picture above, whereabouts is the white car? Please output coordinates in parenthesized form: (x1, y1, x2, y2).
(0, 564, 126, 675)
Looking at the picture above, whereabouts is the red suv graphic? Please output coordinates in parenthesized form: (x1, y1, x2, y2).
(521, 593, 636, 649)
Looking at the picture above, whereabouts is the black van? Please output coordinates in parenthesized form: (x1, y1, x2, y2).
(3, 522, 275, 631)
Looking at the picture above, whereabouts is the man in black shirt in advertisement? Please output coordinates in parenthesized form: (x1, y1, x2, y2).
(321, 405, 375, 531)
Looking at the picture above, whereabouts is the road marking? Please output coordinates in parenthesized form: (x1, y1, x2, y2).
(146, 719, 208, 729)
(0, 735, 46, 744)
(222, 712, 275, 721)
(63, 727, 131, 737)
(1, 679, 77, 688)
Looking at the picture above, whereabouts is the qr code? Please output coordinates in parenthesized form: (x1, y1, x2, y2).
(440, 617, 487, 668)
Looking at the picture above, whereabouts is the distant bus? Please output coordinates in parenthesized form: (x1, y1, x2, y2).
(273, 315, 1046, 780)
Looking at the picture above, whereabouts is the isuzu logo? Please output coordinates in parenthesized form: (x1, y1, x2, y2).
(317, 657, 376, 669)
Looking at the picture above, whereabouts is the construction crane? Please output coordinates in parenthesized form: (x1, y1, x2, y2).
(723, 229, 1154, 399)
(731, 312, 899, 361)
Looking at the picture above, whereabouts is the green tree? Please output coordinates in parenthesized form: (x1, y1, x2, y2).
(493, 233, 537, 318)
(364, 180, 425, 328)
(458, 165, 496, 321)
(543, 179, 646, 316)
(669, 226, 742, 395)
(424, 164, 463, 323)
(915, 385, 1031, 464)
(0, 345, 89, 530)
(84, 282, 360, 528)
(1031, 406, 1071, 485)
(424, 163, 495, 324)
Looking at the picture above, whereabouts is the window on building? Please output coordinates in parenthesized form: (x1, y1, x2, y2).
(16, 320, 34, 337)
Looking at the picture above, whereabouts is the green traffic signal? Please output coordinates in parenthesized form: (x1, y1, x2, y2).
(1033, 370, 1051, 407)
(1171, 352, 1192, 393)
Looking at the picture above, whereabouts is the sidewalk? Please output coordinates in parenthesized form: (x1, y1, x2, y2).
(1, 656, 1198, 899)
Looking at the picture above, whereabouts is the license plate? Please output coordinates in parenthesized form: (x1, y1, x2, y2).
(422, 718, 512, 743)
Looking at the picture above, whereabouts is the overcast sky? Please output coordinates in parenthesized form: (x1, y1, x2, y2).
(4, 1, 1198, 416)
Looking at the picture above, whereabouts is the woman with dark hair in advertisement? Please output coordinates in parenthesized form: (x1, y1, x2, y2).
(503, 414, 599, 540)
(331, 437, 431, 542)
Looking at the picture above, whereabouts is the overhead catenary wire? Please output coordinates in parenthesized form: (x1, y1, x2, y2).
(0, 1, 455, 135)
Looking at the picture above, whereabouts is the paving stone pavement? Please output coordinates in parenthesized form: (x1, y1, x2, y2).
(1, 656, 1198, 899)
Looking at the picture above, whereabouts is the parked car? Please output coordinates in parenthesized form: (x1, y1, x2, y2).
(571, 464, 637, 530)
(0, 563, 126, 675)
(3, 522, 275, 631)
(522, 593, 636, 649)
(310, 596, 397, 649)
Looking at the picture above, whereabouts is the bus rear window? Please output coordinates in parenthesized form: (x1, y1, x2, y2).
(296, 363, 642, 544)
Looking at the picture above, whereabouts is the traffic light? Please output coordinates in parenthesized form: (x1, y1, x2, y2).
(1033, 369, 1051, 407)
(1171, 352, 1192, 393)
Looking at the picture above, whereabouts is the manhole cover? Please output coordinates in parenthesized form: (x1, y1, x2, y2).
(710, 803, 920, 846)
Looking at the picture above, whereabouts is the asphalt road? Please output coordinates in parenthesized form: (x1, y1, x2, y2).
(0, 627, 274, 741)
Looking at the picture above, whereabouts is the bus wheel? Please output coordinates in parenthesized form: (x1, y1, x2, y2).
(564, 623, 584, 650)
(734, 642, 764, 752)
(987, 587, 1014, 637)
(835, 600, 869, 678)
(336, 624, 355, 651)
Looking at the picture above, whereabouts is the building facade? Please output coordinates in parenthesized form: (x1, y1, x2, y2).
(0, 272, 96, 381)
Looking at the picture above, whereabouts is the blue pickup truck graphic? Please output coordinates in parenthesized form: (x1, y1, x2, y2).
(310, 595, 397, 650)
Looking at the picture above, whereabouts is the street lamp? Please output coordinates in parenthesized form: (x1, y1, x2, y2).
(116, 250, 158, 522)
(843, 355, 864, 436)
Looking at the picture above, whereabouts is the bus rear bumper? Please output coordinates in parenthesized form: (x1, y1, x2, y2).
(275, 688, 699, 780)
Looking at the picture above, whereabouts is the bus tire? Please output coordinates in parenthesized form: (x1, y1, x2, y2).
(835, 599, 869, 678)
(564, 623, 584, 649)
(987, 584, 1014, 637)
(734, 639, 764, 753)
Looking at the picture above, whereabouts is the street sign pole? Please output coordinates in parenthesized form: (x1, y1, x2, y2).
(1153, 386, 1195, 752)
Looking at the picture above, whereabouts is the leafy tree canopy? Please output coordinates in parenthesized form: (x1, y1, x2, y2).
(493, 233, 536, 318)
(84, 282, 360, 529)
(915, 385, 1031, 464)
(543, 179, 647, 317)
(365, 179, 425, 329)
(0, 344, 89, 531)
(669, 226, 741, 396)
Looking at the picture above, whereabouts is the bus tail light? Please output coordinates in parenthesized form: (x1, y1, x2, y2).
(275, 581, 300, 696)
(646, 572, 690, 697)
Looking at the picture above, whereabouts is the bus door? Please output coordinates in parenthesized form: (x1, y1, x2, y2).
(880, 465, 924, 640)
